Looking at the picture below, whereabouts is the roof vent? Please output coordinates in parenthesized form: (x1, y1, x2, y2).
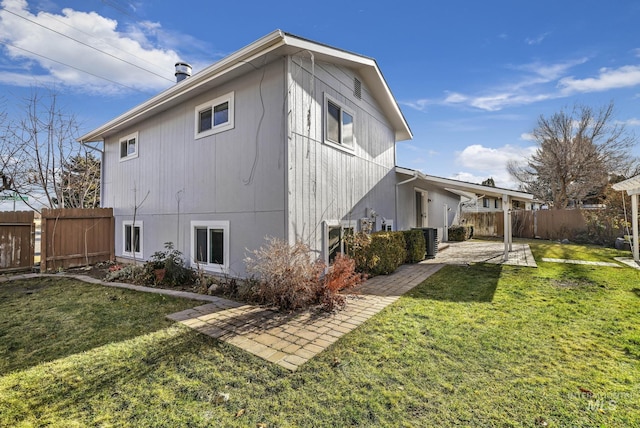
(354, 77, 362, 99)
(175, 62, 192, 83)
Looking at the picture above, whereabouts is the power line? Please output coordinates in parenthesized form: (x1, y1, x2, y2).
(0, 40, 143, 92)
(34, 6, 171, 73)
(0, 7, 174, 83)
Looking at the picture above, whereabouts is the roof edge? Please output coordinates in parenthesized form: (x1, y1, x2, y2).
(396, 166, 533, 200)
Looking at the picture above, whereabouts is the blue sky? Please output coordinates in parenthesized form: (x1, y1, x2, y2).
(1, 0, 640, 195)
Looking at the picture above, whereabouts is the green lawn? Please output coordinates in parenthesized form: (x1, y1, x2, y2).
(1, 242, 639, 427)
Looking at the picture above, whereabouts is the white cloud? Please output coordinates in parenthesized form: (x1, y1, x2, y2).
(559, 65, 640, 94)
(520, 132, 535, 141)
(453, 143, 537, 188)
(525, 32, 551, 46)
(0, 0, 196, 94)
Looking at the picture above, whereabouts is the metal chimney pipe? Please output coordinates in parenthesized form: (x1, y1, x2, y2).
(175, 62, 192, 83)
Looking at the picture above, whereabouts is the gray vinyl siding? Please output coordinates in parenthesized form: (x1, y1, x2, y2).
(103, 59, 286, 276)
(286, 55, 397, 258)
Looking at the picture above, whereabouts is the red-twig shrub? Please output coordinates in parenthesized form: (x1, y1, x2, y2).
(321, 254, 365, 311)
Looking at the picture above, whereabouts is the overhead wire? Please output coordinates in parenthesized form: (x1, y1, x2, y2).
(32, 6, 171, 73)
(0, 6, 174, 83)
(0, 40, 142, 92)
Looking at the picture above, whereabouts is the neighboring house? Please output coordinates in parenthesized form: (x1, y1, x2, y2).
(79, 30, 412, 277)
(79, 30, 532, 276)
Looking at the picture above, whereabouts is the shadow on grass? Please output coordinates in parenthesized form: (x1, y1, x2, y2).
(632, 288, 640, 298)
(406, 264, 502, 303)
(0, 326, 279, 426)
(0, 277, 201, 375)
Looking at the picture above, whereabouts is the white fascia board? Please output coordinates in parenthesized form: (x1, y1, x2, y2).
(395, 167, 533, 200)
(78, 30, 286, 143)
(282, 33, 412, 142)
(79, 29, 412, 144)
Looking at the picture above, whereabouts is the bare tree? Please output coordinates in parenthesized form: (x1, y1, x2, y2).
(2, 90, 99, 211)
(508, 102, 637, 209)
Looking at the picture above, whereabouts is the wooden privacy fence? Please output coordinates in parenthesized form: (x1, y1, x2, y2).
(0, 211, 34, 272)
(40, 208, 114, 272)
(462, 209, 588, 240)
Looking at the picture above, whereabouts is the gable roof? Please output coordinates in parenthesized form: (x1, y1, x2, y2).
(396, 166, 534, 200)
(78, 30, 412, 143)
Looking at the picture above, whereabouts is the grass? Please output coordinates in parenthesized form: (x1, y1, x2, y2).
(1, 242, 639, 427)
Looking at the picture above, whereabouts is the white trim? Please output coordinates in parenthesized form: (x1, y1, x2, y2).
(194, 92, 235, 139)
(78, 30, 412, 143)
(323, 93, 355, 154)
(118, 132, 138, 162)
(189, 220, 230, 273)
(122, 220, 143, 258)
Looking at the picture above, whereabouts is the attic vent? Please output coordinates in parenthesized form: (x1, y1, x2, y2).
(354, 77, 362, 99)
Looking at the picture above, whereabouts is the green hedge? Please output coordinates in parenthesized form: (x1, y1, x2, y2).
(402, 229, 426, 263)
(448, 225, 474, 241)
(347, 231, 407, 276)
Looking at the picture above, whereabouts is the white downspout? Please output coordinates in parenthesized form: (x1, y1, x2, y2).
(632, 193, 639, 262)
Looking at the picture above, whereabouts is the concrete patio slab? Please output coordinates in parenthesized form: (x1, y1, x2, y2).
(423, 240, 537, 267)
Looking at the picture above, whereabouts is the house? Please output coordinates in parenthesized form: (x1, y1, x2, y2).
(79, 30, 413, 277)
(79, 30, 532, 276)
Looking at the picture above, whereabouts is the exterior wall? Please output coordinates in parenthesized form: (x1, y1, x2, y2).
(103, 59, 286, 276)
(396, 179, 461, 240)
(286, 55, 397, 260)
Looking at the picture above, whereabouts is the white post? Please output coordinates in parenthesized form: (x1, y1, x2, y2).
(443, 204, 449, 242)
(632, 193, 639, 262)
(503, 194, 509, 261)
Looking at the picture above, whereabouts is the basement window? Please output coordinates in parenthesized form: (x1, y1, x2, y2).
(324, 94, 355, 152)
(123, 220, 143, 259)
(119, 132, 138, 161)
(190, 220, 229, 273)
(195, 92, 234, 139)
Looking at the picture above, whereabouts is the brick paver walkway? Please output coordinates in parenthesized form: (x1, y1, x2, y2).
(167, 263, 445, 371)
(3, 240, 536, 371)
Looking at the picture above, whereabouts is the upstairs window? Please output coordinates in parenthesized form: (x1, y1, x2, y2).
(483, 198, 490, 208)
(119, 132, 138, 161)
(324, 94, 354, 151)
(195, 92, 234, 139)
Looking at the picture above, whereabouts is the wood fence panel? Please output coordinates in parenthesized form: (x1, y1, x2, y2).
(534, 209, 586, 240)
(0, 211, 34, 272)
(461, 209, 588, 240)
(40, 208, 114, 272)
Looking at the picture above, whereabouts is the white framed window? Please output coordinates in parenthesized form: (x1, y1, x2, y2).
(324, 94, 355, 152)
(324, 220, 356, 265)
(119, 132, 138, 161)
(122, 220, 143, 258)
(194, 92, 234, 139)
(483, 198, 490, 208)
(381, 219, 394, 231)
(190, 220, 229, 273)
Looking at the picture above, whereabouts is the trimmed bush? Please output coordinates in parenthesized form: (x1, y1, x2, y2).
(347, 231, 407, 276)
(448, 225, 473, 242)
(402, 229, 426, 263)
